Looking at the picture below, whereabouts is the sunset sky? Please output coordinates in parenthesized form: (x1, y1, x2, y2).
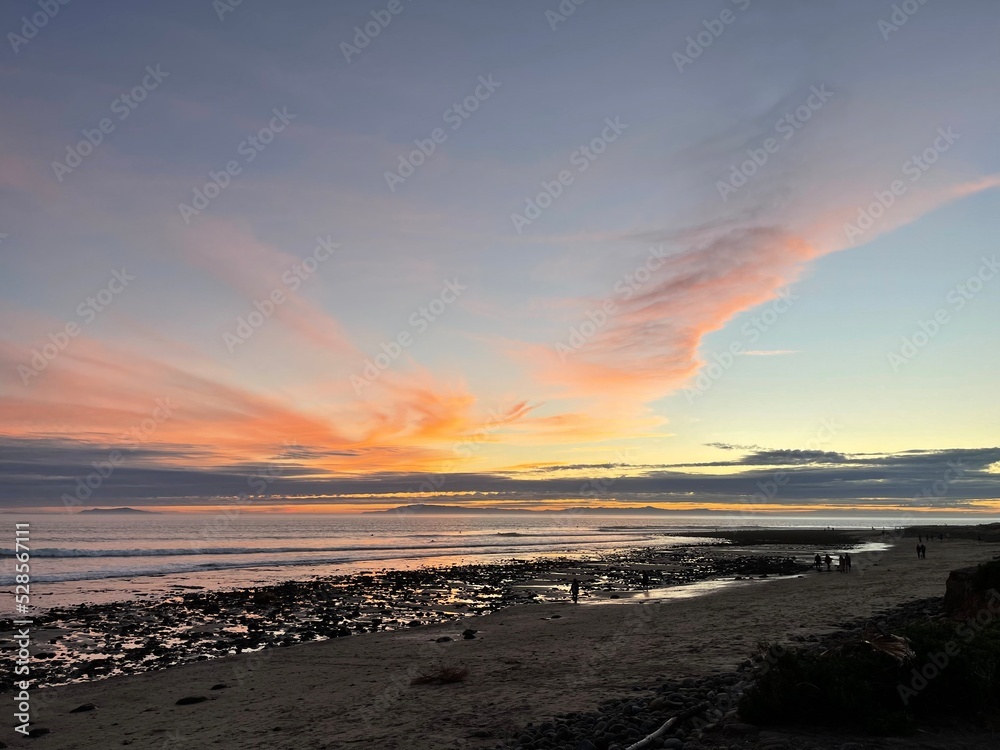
(1, 1, 998, 513)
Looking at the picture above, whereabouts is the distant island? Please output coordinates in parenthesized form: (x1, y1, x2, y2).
(367, 503, 713, 515)
(78, 507, 157, 514)
(365, 504, 928, 517)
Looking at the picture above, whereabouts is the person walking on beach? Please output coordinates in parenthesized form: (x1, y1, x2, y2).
(845, 553, 852, 572)
(570, 578, 580, 603)
(814, 553, 822, 571)
(824, 554, 832, 572)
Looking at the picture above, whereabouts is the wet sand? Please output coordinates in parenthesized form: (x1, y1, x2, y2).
(2, 533, 996, 749)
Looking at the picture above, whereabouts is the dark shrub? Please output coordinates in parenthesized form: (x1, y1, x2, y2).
(740, 614, 1000, 735)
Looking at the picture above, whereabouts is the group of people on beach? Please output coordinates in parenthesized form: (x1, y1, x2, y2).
(914, 533, 946, 559)
(813, 552, 851, 572)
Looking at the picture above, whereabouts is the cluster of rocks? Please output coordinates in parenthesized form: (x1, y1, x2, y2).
(604, 547, 810, 589)
(0, 559, 555, 690)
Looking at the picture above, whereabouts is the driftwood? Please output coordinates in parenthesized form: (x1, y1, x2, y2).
(623, 700, 711, 750)
(860, 623, 915, 664)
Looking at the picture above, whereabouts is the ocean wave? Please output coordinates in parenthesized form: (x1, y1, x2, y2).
(0, 534, 653, 560)
(0, 538, 601, 585)
(0, 553, 353, 585)
(2, 545, 369, 558)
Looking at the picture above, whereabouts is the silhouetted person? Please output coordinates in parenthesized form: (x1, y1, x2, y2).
(570, 578, 580, 603)
(814, 553, 822, 571)
(916, 543, 922, 559)
(845, 553, 852, 572)
(641, 570, 650, 589)
(824, 554, 832, 572)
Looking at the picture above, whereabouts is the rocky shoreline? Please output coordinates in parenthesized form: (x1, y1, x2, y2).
(0, 543, 810, 691)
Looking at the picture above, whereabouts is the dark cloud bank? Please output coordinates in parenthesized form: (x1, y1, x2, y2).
(1, 439, 997, 511)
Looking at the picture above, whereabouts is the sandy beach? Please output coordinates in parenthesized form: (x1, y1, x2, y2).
(2, 535, 996, 749)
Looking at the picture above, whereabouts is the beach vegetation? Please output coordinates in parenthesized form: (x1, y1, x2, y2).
(740, 609, 1000, 734)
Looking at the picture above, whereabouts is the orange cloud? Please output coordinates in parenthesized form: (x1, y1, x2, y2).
(516, 228, 817, 403)
(174, 218, 355, 356)
(0, 316, 538, 477)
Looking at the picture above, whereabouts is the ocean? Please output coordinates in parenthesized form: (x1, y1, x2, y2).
(0, 512, 968, 609)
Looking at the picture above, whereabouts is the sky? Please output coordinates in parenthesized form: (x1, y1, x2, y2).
(1, 0, 999, 514)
